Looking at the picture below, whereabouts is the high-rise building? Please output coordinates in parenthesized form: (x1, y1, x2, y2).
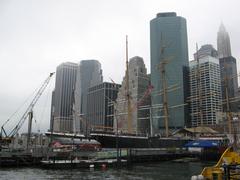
(217, 23, 238, 112)
(219, 56, 238, 111)
(150, 12, 189, 135)
(193, 44, 218, 60)
(217, 23, 232, 59)
(86, 82, 121, 132)
(74, 60, 103, 133)
(189, 56, 222, 127)
(53, 62, 78, 132)
(115, 56, 151, 135)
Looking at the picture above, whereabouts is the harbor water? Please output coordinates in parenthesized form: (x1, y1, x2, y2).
(0, 161, 214, 180)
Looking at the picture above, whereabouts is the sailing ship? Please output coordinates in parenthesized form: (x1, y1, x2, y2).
(90, 42, 233, 152)
(90, 35, 191, 148)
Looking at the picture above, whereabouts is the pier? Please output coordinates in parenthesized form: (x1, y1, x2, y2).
(0, 147, 192, 168)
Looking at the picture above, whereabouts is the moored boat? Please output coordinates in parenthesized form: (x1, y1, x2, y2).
(90, 130, 190, 148)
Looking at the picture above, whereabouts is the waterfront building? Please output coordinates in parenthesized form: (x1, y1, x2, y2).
(115, 56, 151, 135)
(73, 60, 103, 134)
(150, 12, 189, 135)
(53, 62, 78, 132)
(189, 56, 222, 127)
(217, 24, 238, 112)
(217, 23, 232, 59)
(86, 82, 121, 133)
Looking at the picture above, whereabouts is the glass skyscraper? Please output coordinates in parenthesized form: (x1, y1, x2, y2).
(87, 82, 121, 133)
(150, 12, 189, 135)
(73, 60, 103, 134)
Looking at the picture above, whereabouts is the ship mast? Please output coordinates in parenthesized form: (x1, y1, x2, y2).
(161, 63, 169, 137)
(125, 35, 132, 134)
(159, 42, 169, 137)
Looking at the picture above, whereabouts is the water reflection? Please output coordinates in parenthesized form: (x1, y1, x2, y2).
(0, 161, 214, 180)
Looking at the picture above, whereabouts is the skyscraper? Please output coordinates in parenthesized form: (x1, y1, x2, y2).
(86, 82, 121, 132)
(189, 56, 222, 127)
(217, 23, 232, 59)
(115, 56, 151, 135)
(217, 23, 238, 112)
(53, 62, 78, 132)
(74, 60, 103, 134)
(219, 56, 238, 111)
(150, 12, 189, 135)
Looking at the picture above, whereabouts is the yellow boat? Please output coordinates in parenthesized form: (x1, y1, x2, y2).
(192, 146, 240, 180)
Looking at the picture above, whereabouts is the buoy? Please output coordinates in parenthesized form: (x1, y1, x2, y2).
(101, 164, 107, 170)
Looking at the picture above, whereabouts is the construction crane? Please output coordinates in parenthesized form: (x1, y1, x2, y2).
(130, 84, 154, 112)
(0, 72, 54, 146)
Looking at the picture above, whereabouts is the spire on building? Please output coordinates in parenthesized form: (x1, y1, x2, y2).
(219, 22, 225, 31)
(217, 23, 232, 58)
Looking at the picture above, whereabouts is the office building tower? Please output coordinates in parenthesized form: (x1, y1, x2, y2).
(217, 23, 232, 59)
(189, 56, 222, 127)
(74, 60, 103, 133)
(217, 23, 238, 112)
(86, 82, 121, 132)
(115, 56, 151, 135)
(53, 62, 78, 132)
(219, 56, 238, 111)
(150, 12, 189, 135)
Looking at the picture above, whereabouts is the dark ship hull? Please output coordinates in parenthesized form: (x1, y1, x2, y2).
(90, 131, 190, 148)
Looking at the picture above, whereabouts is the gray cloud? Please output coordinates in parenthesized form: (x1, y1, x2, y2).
(0, 0, 239, 133)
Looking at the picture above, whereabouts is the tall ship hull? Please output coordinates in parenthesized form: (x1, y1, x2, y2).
(90, 131, 190, 148)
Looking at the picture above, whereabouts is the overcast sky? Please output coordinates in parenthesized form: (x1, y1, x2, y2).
(0, 0, 239, 133)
